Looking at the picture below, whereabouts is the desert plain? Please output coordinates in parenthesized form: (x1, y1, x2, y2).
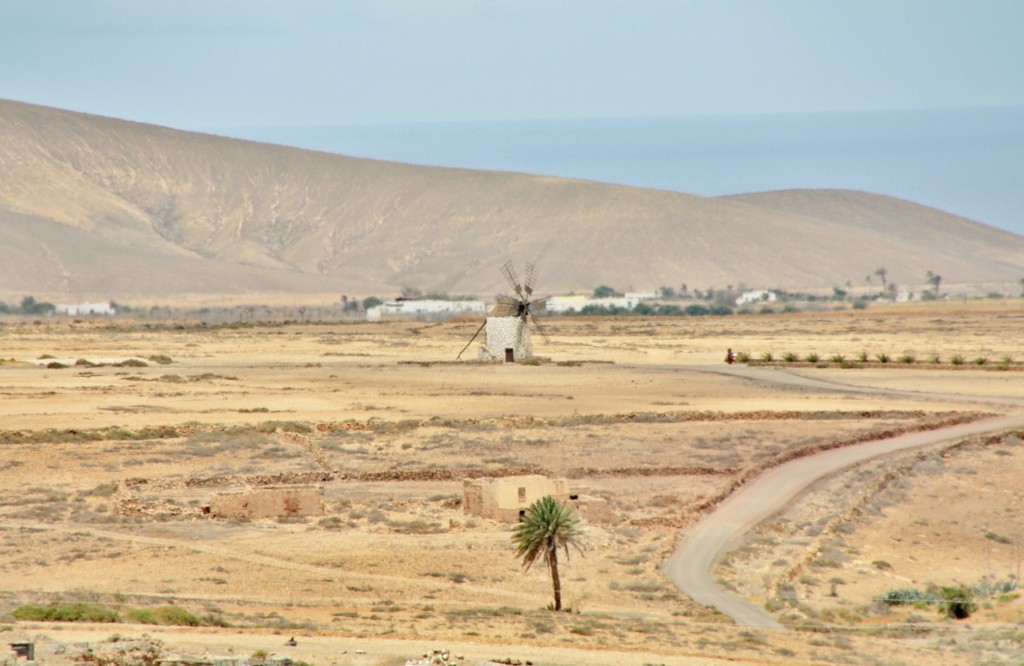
(1, 301, 1023, 665)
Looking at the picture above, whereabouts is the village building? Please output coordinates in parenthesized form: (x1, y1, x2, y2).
(734, 290, 778, 306)
(545, 291, 656, 313)
(54, 301, 116, 316)
(366, 299, 485, 321)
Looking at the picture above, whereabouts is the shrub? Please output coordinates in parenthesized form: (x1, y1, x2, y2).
(829, 354, 845, 364)
(875, 352, 890, 363)
(929, 354, 942, 364)
(938, 586, 977, 619)
(760, 351, 774, 363)
(782, 352, 799, 363)
(857, 350, 869, 362)
(735, 351, 750, 363)
(898, 353, 915, 364)
(972, 357, 988, 366)
(14, 602, 120, 623)
(950, 354, 965, 365)
(126, 606, 201, 626)
(147, 354, 174, 365)
(880, 588, 927, 606)
(805, 352, 820, 363)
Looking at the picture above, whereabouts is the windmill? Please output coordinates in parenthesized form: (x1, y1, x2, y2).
(458, 260, 550, 362)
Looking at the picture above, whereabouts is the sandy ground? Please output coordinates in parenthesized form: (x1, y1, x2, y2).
(1, 304, 1022, 664)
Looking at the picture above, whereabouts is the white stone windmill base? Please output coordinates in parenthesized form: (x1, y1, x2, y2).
(478, 316, 533, 362)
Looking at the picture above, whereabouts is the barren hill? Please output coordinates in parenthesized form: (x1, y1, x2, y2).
(2, 98, 1023, 301)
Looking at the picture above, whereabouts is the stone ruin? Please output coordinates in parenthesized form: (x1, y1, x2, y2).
(207, 486, 325, 520)
(463, 474, 614, 524)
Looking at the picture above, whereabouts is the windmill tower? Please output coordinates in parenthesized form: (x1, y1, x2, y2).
(458, 261, 550, 362)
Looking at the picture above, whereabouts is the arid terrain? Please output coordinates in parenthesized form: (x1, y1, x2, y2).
(3, 97, 1024, 300)
(1, 302, 1023, 665)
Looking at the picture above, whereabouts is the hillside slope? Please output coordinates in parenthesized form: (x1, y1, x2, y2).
(2, 98, 1022, 300)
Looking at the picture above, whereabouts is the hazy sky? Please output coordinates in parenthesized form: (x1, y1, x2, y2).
(2, 0, 1023, 129)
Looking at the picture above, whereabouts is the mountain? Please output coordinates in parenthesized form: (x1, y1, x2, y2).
(2, 98, 1022, 301)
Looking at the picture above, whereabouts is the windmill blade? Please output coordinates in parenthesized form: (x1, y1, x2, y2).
(456, 319, 488, 360)
(491, 294, 520, 317)
(523, 262, 538, 296)
(500, 260, 524, 298)
(530, 296, 550, 312)
(529, 310, 551, 343)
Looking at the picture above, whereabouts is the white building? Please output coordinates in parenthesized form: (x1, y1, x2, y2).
(366, 299, 486, 321)
(735, 290, 778, 306)
(55, 302, 116, 316)
(545, 292, 656, 313)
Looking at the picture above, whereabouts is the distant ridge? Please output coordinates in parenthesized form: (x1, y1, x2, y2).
(2, 98, 1022, 300)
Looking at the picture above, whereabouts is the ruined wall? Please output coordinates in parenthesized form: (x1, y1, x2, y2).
(209, 486, 324, 520)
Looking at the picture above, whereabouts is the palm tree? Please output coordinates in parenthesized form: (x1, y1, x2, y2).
(926, 270, 942, 298)
(874, 267, 888, 293)
(512, 495, 585, 611)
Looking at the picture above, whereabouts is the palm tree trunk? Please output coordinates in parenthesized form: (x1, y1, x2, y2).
(548, 545, 562, 611)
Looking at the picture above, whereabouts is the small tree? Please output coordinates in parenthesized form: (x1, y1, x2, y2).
(592, 285, 617, 298)
(511, 496, 584, 611)
(938, 586, 976, 619)
(926, 271, 942, 298)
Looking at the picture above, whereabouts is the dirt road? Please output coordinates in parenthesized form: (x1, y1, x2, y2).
(664, 366, 1024, 629)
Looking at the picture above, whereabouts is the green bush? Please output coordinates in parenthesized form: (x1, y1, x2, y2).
(938, 586, 977, 619)
(805, 352, 820, 363)
(125, 602, 199, 627)
(14, 602, 120, 623)
(898, 353, 915, 364)
(782, 352, 799, 363)
(875, 352, 890, 363)
(950, 354, 965, 365)
(880, 588, 927, 606)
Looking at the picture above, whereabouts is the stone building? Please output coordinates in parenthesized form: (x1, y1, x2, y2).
(463, 475, 614, 524)
(206, 487, 324, 520)
(478, 316, 532, 362)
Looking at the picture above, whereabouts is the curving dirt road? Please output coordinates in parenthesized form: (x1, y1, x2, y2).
(664, 366, 1024, 630)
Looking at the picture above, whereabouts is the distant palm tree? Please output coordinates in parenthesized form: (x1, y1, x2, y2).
(926, 270, 942, 298)
(874, 267, 888, 292)
(512, 495, 585, 611)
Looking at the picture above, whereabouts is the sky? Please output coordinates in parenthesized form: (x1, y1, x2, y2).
(2, 0, 1023, 129)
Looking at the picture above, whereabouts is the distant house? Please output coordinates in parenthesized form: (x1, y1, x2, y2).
(54, 302, 116, 316)
(735, 290, 777, 306)
(545, 291, 656, 313)
(365, 299, 486, 321)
